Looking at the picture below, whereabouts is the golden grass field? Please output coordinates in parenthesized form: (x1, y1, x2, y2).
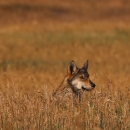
(0, 0, 130, 129)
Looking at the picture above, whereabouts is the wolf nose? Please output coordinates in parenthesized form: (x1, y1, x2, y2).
(91, 84, 96, 88)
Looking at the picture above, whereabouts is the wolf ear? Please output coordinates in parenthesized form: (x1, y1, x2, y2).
(67, 60, 77, 74)
(83, 60, 89, 70)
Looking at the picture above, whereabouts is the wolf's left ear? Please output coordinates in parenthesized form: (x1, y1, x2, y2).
(83, 60, 89, 70)
(67, 60, 77, 75)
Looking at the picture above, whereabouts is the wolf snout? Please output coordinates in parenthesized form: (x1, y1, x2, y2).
(91, 83, 96, 88)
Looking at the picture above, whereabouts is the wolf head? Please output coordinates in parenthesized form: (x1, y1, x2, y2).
(67, 60, 96, 92)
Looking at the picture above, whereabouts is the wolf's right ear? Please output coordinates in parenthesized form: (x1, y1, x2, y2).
(83, 60, 89, 70)
(67, 60, 77, 75)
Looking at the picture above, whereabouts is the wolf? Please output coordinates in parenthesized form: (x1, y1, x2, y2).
(53, 60, 96, 102)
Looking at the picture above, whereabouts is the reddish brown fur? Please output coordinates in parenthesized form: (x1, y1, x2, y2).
(53, 60, 96, 102)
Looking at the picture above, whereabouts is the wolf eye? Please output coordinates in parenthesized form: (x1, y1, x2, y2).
(80, 76, 84, 79)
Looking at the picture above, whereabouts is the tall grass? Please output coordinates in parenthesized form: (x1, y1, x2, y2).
(0, 77, 129, 130)
(0, 0, 130, 129)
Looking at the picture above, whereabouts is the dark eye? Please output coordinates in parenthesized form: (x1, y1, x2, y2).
(87, 74, 89, 78)
(80, 76, 84, 79)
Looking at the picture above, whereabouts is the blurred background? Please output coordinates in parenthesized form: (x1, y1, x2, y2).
(0, 0, 130, 91)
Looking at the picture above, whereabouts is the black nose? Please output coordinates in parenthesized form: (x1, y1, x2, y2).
(91, 84, 96, 88)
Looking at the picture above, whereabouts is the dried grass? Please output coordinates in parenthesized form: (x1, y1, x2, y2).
(0, 0, 130, 129)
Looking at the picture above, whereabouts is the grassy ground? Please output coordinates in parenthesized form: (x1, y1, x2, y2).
(0, 0, 130, 129)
